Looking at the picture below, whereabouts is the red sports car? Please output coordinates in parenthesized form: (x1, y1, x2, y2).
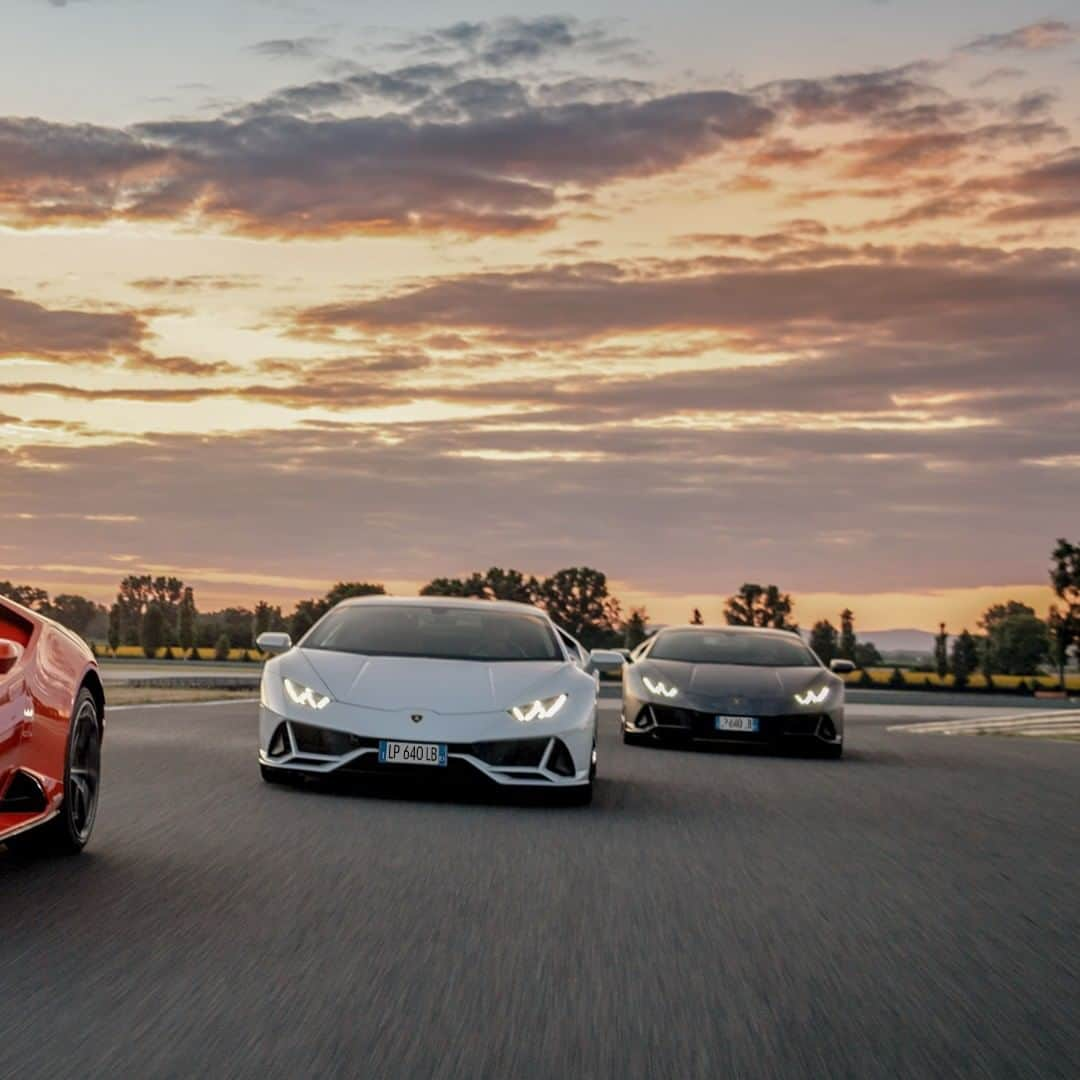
(1, 596, 104, 855)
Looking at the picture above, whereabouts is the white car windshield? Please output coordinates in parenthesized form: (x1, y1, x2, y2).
(302, 605, 562, 662)
(650, 629, 819, 667)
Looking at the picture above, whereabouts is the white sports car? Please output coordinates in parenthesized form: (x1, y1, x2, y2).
(257, 597, 623, 804)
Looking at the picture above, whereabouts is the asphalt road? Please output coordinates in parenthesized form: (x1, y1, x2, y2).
(2, 701, 1078, 1079)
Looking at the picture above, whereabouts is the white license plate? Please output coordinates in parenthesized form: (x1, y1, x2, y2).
(714, 716, 760, 733)
(378, 740, 448, 766)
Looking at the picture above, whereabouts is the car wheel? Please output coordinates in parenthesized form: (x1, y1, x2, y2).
(821, 742, 844, 759)
(260, 763, 304, 786)
(8, 688, 101, 857)
(622, 728, 650, 746)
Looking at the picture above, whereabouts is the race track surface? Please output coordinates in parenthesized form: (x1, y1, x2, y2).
(2, 701, 1077, 1079)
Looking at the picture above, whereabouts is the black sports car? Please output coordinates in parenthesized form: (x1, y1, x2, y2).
(622, 626, 851, 757)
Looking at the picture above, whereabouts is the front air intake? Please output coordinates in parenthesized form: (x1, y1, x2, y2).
(818, 715, 838, 741)
(0, 770, 47, 813)
(546, 739, 576, 777)
(267, 723, 291, 758)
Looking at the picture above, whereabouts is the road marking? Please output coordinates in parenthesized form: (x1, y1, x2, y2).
(108, 698, 259, 712)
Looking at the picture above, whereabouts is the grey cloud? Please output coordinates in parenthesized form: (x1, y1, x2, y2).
(970, 66, 1026, 88)
(393, 16, 643, 69)
(292, 250, 1080, 346)
(757, 64, 941, 123)
(0, 288, 232, 374)
(961, 20, 1077, 54)
(0, 88, 771, 236)
(249, 37, 328, 59)
(0, 288, 145, 361)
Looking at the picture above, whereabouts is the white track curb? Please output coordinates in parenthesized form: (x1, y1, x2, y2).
(888, 710, 1080, 738)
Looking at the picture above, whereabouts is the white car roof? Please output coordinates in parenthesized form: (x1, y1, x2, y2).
(655, 624, 801, 639)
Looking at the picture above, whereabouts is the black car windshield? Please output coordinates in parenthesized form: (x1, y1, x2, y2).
(649, 629, 819, 667)
(302, 604, 562, 662)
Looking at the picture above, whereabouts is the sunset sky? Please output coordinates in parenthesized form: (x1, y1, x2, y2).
(2, 1, 1079, 629)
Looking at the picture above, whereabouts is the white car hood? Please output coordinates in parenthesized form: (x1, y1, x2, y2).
(294, 649, 572, 714)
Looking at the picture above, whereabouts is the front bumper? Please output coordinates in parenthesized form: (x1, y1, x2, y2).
(259, 709, 594, 788)
(623, 700, 843, 747)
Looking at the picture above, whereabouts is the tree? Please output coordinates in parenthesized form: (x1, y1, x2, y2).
(421, 574, 487, 598)
(1048, 538, 1080, 689)
(0, 581, 49, 610)
(934, 623, 949, 680)
(723, 583, 796, 630)
(141, 604, 167, 659)
(809, 620, 838, 665)
(178, 587, 196, 654)
(854, 641, 882, 669)
(324, 581, 387, 607)
(978, 601, 1049, 676)
(537, 567, 620, 647)
(217, 607, 255, 649)
(254, 601, 285, 638)
(289, 600, 324, 641)
(839, 609, 857, 662)
(116, 575, 185, 623)
(1047, 606, 1077, 691)
(950, 629, 978, 688)
(421, 568, 538, 604)
(214, 633, 231, 662)
(690, 608, 704, 625)
(48, 594, 105, 639)
(107, 603, 123, 654)
(290, 582, 386, 640)
(624, 607, 649, 650)
(979, 636, 995, 690)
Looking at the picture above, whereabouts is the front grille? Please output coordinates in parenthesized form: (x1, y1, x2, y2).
(289, 722, 554, 770)
(648, 705, 832, 741)
(337, 755, 490, 785)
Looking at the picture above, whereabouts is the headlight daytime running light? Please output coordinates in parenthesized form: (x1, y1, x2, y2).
(283, 677, 331, 711)
(643, 676, 678, 699)
(509, 693, 568, 723)
(794, 685, 830, 707)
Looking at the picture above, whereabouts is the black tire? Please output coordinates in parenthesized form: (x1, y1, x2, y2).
(8, 687, 101, 857)
(260, 763, 304, 786)
(622, 728, 650, 746)
(821, 742, 844, 760)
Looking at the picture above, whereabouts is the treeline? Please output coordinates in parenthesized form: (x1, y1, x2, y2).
(1, 538, 1076, 682)
(0, 582, 107, 640)
(925, 538, 1080, 688)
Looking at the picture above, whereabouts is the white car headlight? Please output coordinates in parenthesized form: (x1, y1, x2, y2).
(794, 685, 830, 707)
(643, 676, 678, 699)
(283, 677, 331, 711)
(509, 693, 568, 723)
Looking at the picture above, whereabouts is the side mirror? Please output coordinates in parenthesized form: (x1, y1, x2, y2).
(0, 638, 23, 675)
(588, 649, 626, 674)
(256, 631, 292, 655)
(830, 659, 856, 674)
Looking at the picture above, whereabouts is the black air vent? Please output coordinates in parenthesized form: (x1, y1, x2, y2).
(0, 770, 47, 813)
